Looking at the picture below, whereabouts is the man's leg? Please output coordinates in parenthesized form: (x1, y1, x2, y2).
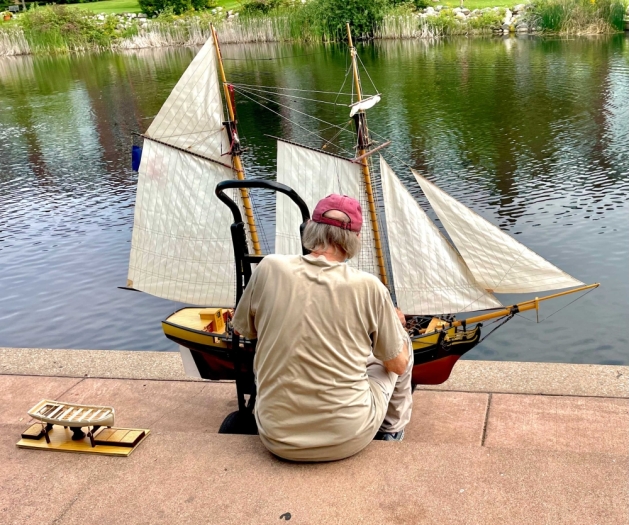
(367, 335, 414, 435)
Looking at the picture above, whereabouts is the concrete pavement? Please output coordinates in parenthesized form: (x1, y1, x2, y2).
(0, 348, 627, 524)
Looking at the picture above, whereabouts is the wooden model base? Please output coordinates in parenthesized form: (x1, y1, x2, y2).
(17, 424, 150, 457)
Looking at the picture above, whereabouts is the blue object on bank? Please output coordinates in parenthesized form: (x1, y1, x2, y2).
(132, 146, 143, 172)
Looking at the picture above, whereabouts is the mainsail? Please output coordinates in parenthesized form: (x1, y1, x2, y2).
(380, 157, 501, 314)
(144, 38, 230, 161)
(128, 38, 247, 306)
(275, 140, 379, 277)
(412, 170, 584, 293)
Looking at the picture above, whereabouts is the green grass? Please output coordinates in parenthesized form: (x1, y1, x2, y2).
(75, 0, 142, 14)
(438, 0, 514, 9)
(216, 0, 242, 10)
(74, 0, 239, 14)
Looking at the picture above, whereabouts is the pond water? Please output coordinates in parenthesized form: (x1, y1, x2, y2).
(0, 35, 628, 363)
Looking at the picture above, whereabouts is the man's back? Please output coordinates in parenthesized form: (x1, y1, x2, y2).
(232, 254, 405, 461)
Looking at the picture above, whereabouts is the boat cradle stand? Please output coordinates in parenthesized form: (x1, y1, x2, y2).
(17, 399, 150, 457)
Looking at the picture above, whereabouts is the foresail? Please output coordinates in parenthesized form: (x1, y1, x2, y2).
(413, 170, 584, 293)
(145, 37, 230, 163)
(380, 157, 501, 315)
(127, 139, 240, 306)
(275, 141, 379, 277)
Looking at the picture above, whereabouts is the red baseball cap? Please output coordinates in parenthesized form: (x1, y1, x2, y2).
(312, 194, 363, 233)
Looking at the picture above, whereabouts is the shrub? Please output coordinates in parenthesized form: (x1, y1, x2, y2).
(240, 0, 285, 15)
(310, 0, 390, 39)
(412, 0, 431, 9)
(138, 0, 214, 16)
(18, 4, 114, 51)
(467, 9, 503, 29)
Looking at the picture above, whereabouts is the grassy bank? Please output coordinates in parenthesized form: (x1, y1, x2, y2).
(73, 0, 240, 14)
(77, 0, 143, 15)
(1, 0, 627, 56)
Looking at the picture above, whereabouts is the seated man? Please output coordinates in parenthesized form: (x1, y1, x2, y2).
(232, 194, 413, 462)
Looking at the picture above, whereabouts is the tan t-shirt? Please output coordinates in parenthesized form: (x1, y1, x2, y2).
(232, 254, 406, 462)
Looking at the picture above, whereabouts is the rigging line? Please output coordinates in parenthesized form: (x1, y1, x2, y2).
(537, 287, 596, 323)
(222, 51, 329, 61)
(478, 314, 515, 344)
(231, 83, 355, 96)
(234, 86, 357, 142)
(334, 61, 354, 106)
(356, 54, 379, 95)
(368, 128, 424, 172)
(325, 119, 354, 146)
(235, 156, 271, 254)
(232, 88, 355, 157)
(228, 85, 349, 107)
(248, 192, 271, 254)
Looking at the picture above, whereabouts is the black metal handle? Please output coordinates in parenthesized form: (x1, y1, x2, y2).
(215, 179, 310, 224)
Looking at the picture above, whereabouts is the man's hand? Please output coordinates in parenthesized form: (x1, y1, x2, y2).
(383, 339, 410, 376)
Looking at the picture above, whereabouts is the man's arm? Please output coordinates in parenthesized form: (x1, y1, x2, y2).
(383, 337, 410, 375)
(381, 307, 410, 375)
(231, 263, 262, 340)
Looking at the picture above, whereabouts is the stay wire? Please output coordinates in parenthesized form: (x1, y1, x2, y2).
(231, 83, 355, 96)
(236, 160, 271, 255)
(230, 84, 349, 107)
(233, 86, 357, 150)
(356, 53, 379, 95)
(536, 287, 596, 323)
(232, 87, 355, 157)
(478, 314, 515, 344)
(222, 50, 328, 61)
(334, 60, 354, 107)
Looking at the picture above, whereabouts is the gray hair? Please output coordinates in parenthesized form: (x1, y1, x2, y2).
(302, 220, 362, 260)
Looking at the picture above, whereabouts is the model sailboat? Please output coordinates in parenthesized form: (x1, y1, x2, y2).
(127, 25, 598, 386)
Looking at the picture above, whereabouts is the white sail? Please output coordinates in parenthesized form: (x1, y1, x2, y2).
(128, 139, 241, 306)
(128, 36, 248, 306)
(413, 170, 584, 293)
(380, 157, 502, 314)
(145, 37, 230, 162)
(275, 141, 379, 277)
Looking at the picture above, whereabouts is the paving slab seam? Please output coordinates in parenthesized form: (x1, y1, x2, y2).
(4, 375, 626, 402)
(51, 492, 83, 525)
(54, 376, 86, 399)
(480, 393, 492, 447)
(419, 387, 629, 401)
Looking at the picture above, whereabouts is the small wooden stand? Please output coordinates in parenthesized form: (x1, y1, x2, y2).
(17, 424, 150, 457)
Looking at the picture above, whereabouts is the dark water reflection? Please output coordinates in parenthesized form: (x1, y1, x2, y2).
(0, 36, 627, 363)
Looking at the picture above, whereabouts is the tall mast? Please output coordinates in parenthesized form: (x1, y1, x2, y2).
(346, 23, 388, 286)
(211, 26, 262, 256)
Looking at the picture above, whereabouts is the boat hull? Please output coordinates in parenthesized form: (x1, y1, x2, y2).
(163, 307, 481, 386)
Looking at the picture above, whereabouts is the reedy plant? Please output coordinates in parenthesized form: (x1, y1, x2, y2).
(532, 0, 627, 33)
(18, 5, 117, 52)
